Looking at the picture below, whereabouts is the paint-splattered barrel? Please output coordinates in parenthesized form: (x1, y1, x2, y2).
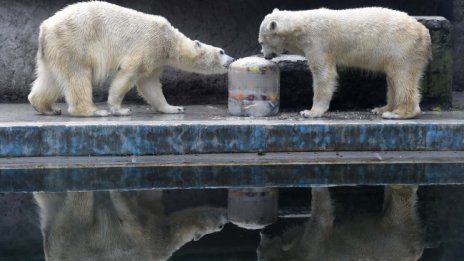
(228, 57, 280, 116)
(227, 188, 278, 229)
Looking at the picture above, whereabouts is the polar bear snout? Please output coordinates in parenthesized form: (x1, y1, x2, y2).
(222, 55, 235, 68)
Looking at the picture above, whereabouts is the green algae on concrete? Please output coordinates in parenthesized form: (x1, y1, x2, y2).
(420, 17, 453, 105)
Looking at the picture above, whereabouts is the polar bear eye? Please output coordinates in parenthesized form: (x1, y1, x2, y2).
(219, 50, 225, 55)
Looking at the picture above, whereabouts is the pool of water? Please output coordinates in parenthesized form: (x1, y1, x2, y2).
(1, 185, 463, 260)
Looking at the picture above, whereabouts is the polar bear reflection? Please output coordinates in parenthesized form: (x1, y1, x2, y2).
(258, 186, 424, 261)
(34, 190, 227, 261)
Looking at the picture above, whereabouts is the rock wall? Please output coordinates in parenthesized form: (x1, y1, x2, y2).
(453, 0, 464, 91)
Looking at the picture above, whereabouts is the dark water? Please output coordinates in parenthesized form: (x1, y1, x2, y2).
(0, 186, 463, 260)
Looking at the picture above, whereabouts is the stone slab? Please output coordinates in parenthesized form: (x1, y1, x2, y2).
(0, 104, 463, 157)
(1, 151, 464, 192)
(0, 103, 463, 191)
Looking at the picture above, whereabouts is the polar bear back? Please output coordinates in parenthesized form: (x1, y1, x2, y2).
(39, 1, 172, 83)
(284, 7, 431, 71)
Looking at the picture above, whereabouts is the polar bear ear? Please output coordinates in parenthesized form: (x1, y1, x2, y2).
(272, 8, 279, 13)
(194, 40, 202, 48)
(269, 21, 277, 31)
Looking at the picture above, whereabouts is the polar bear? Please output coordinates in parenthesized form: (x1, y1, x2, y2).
(28, 1, 234, 117)
(257, 186, 424, 260)
(259, 8, 431, 119)
(34, 190, 228, 261)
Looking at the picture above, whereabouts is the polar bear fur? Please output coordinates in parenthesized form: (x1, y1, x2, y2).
(257, 186, 424, 261)
(29, 1, 234, 117)
(34, 190, 228, 261)
(259, 7, 431, 119)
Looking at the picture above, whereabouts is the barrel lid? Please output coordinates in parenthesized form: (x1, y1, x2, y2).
(229, 56, 278, 73)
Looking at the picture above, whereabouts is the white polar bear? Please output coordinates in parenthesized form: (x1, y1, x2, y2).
(257, 186, 424, 261)
(34, 190, 228, 261)
(259, 8, 431, 119)
(28, 1, 234, 117)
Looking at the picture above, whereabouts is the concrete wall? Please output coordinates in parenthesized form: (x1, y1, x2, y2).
(0, 0, 458, 107)
(453, 0, 464, 91)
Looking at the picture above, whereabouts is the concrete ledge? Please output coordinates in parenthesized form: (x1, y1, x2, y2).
(2, 104, 463, 191)
(1, 104, 464, 157)
(1, 151, 464, 192)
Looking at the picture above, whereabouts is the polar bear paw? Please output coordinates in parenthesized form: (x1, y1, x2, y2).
(43, 107, 62, 116)
(158, 105, 185, 114)
(110, 107, 132, 116)
(31, 104, 62, 115)
(300, 109, 324, 118)
(372, 105, 392, 115)
(372, 107, 384, 115)
(93, 110, 110, 117)
(389, 184, 417, 190)
(381, 111, 401, 119)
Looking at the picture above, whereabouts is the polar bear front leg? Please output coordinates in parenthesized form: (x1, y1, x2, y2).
(300, 62, 337, 118)
(136, 70, 184, 114)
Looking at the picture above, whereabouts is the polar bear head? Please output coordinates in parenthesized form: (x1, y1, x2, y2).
(258, 9, 289, 59)
(192, 40, 235, 74)
(171, 38, 235, 75)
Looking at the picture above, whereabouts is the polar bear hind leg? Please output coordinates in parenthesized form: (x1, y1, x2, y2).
(28, 60, 62, 115)
(62, 67, 108, 117)
(381, 67, 421, 119)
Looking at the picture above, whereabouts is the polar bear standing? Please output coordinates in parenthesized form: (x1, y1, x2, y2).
(29, 1, 234, 117)
(257, 186, 424, 260)
(259, 8, 431, 119)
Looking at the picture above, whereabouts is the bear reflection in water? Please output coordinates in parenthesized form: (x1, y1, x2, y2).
(34, 190, 227, 261)
(258, 186, 424, 261)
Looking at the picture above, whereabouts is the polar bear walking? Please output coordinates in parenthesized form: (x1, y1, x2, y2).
(29, 1, 234, 117)
(259, 8, 431, 119)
